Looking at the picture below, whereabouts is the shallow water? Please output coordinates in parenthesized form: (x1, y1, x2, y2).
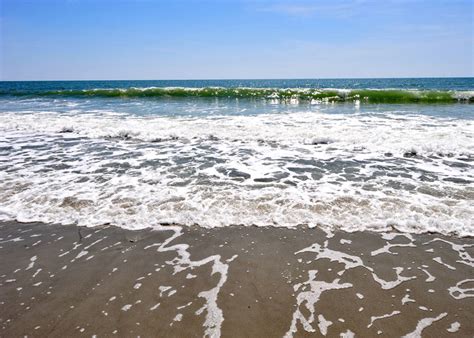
(0, 79, 473, 235)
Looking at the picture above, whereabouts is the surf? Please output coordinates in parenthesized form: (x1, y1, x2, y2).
(1, 87, 473, 103)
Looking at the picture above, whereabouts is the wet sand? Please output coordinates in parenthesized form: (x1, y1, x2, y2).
(0, 221, 473, 337)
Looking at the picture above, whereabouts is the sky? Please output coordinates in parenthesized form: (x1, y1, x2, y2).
(0, 0, 473, 80)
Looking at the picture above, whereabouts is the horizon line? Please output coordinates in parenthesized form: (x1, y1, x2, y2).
(1, 76, 473, 82)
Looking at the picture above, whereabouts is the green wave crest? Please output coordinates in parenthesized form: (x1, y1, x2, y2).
(1, 87, 473, 103)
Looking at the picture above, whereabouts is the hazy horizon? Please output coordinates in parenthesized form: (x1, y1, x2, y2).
(1, 76, 474, 83)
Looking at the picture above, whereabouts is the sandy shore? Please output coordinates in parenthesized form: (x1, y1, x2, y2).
(0, 221, 473, 337)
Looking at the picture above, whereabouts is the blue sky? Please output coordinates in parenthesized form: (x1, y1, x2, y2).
(1, 0, 473, 80)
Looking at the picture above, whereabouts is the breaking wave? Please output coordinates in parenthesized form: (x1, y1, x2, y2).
(1, 87, 474, 103)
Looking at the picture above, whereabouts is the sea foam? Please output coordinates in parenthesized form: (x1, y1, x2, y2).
(0, 106, 472, 236)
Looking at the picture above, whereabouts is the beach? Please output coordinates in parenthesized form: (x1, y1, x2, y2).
(0, 78, 473, 337)
(2, 0, 473, 335)
(1, 221, 472, 337)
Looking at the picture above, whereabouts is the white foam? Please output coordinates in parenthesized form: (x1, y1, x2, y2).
(339, 330, 355, 338)
(296, 241, 417, 292)
(296, 242, 366, 272)
(84, 238, 104, 250)
(402, 312, 447, 337)
(368, 310, 401, 328)
(432, 257, 456, 270)
(402, 294, 415, 305)
(121, 304, 132, 311)
(285, 271, 352, 337)
(25, 256, 37, 271)
(177, 301, 192, 310)
(371, 234, 415, 256)
(425, 238, 474, 267)
(0, 108, 472, 236)
(152, 225, 234, 337)
(447, 321, 460, 333)
(32, 268, 42, 278)
(73, 250, 88, 261)
(150, 303, 160, 311)
(159, 286, 172, 297)
(317, 314, 333, 336)
(371, 267, 416, 290)
(448, 279, 474, 299)
(418, 268, 435, 282)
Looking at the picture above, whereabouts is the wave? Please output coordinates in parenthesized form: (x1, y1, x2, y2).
(1, 87, 474, 103)
(1, 109, 473, 236)
(1, 110, 473, 158)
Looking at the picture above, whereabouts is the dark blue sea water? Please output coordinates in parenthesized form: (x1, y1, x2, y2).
(1, 77, 474, 92)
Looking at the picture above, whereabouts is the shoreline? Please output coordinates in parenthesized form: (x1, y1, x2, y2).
(4, 219, 474, 239)
(1, 221, 473, 337)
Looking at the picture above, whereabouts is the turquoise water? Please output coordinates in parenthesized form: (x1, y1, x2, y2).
(2, 77, 474, 92)
(0, 79, 473, 235)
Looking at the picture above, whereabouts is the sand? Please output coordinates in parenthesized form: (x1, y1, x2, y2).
(0, 221, 473, 337)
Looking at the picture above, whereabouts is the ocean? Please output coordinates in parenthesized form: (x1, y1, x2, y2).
(0, 78, 473, 235)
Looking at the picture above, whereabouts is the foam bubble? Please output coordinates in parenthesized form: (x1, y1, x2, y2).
(0, 106, 472, 236)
